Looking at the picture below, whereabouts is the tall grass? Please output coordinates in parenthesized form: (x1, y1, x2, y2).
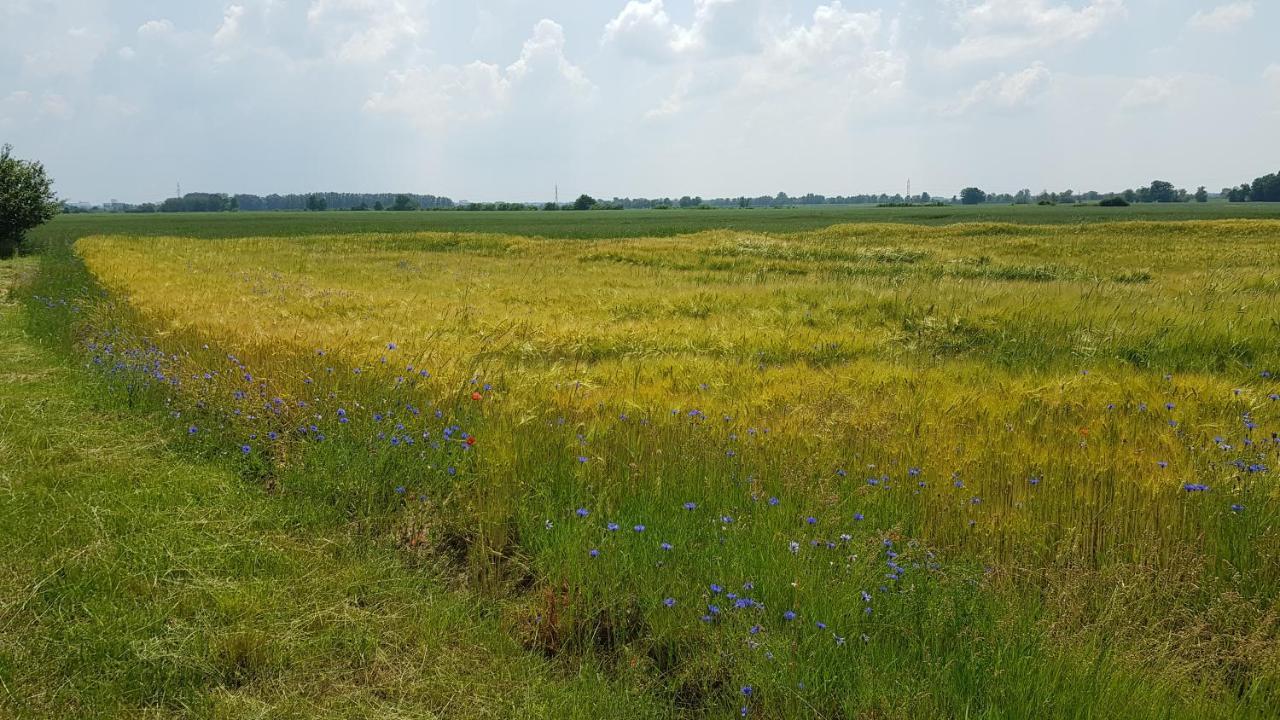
(18, 221, 1280, 717)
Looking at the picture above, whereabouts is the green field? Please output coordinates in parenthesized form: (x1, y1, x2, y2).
(33, 200, 1280, 245)
(5, 210, 1280, 718)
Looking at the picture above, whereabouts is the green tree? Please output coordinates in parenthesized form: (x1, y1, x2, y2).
(374, 200, 385, 211)
(1251, 171, 1280, 202)
(0, 144, 60, 259)
(305, 193, 327, 211)
(572, 194, 597, 211)
(1148, 180, 1177, 203)
(392, 195, 415, 211)
(1194, 186, 1208, 203)
(959, 187, 986, 205)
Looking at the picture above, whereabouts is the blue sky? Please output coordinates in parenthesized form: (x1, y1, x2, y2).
(2, 0, 1277, 203)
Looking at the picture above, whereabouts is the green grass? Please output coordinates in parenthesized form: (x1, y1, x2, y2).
(32, 201, 1280, 246)
(0, 257, 660, 719)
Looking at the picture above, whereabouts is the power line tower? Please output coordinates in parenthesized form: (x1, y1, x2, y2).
(906, 179, 911, 200)
(176, 181, 182, 198)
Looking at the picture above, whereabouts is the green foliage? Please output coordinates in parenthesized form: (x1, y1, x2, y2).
(572, 194, 597, 211)
(1100, 197, 1130, 207)
(1252, 171, 1280, 202)
(0, 144, 60, 259)
(959, 187, 986, 204)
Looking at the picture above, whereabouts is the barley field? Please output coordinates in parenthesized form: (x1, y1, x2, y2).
(13, 217, 1280, 718)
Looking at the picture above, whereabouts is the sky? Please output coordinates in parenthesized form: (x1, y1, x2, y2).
(2, 0, 1278, 204)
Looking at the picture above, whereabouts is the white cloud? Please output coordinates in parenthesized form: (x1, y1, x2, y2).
(138, 19, 175, 38)
(603, 0, 764, 59)
(940, 0, 1125, 64)
(944, 61, 1052, 115)
(365, 19, 592, 130)
(1187, 2, 1254, 32)
(1120, 75, 1185, 109)
(213, 5, 245, 46)
(306, 0, 428, 63)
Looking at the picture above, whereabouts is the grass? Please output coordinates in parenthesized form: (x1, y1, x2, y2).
(0, 258, 660, 718)
(8, 213, 1280, 717)
(32, 200, 1280, 246)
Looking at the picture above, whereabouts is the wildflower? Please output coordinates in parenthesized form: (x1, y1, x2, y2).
(577, 456, 588, 463)
(854, 513, 864, 521)
(711, 583, 723, 594)
(783, 610, 796, 622)
(394, 486, 406, 495)
(663, 598, 676, 608)
(576, 508, 589, 518)
(660, 542, 673, 551)
(471, 392, 482, 401)
(1157, 461, 1168, 469)
(683, 501, 697, 511)
(806, 516, 817, 525)
(789, 541, 800, 554)
(816, 621, 826, 630)
(1182, 483, 1209, 492)
(188, 426, 198, 435)
(589, 548, 599, 558)
(1231, 504, 1245, 513)
(741, 686, 752, 698)
(721, 515, 734, 524)
(768, 496, 779, 506)
(708, 604, 721, 615)
(633, 524, 646, 533)
(240, 445, 251, 455)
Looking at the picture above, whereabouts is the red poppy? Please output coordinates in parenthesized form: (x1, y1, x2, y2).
(466, 436, 476, 446)
(471, 391, 483, 401)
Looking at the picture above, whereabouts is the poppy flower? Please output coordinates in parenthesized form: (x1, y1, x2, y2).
(471, 392, 483, 401)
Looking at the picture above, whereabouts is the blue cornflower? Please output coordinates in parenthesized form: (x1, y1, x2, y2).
(394, 486, 406, 495)
(633, 524, 646, 533)
(607, 522, 619, 532)
(660, 542, 673, 551)
(708, 604, 720, 615)
(767, 496, 779, 506)
(1157, 461, 1168, 469)
(806, 516, 817, 525)
(710, 583, 723, 594)
(683, 501, 697, 510)
(387, 342, 397, 350)
(589, 548, 599, 558)
(577, 456, 588, 463)
(188, 426, 198, 435)
(663, 598, 676, 608)
(240, 445, 251, 454)
(1183, 483, 1209, 492)
(721, 515, 734, 524)
(782, 610, 796, 622)
(741, 686, 752, 697)
(1231, 504, 1245, 513)
(854, 513, 864, 521)
(816, 621, 826, 630)
(576, 508, 589, 518)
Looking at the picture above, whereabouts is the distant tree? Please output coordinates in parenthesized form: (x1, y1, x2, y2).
(959, 187, 987, 205)
(1251, 171, 1280, 202)
(1013, 189, 1031, 205)
(305, 193, 327, 211)
(1148, 180, 1177, 203)
(573, 194, 597, 211)
(0, 144, 61, 259)
(738, 196, 751, 208)
(920, 191, 931, 203)
(1227, 184, 1251, 202)
(542, 201, 560, 211)
(1122, 188, 1137, 203)
(392, 194, 415, 211)
(1099, 197, 1130, 207)
(373, 200, 385, 211)
(1194, 186, 1208, 203)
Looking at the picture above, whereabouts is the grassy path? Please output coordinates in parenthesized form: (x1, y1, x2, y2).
(0, 257, 656, 718)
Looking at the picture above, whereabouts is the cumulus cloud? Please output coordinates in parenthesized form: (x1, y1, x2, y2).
(213, 5, 245, 47)
(939, 0, 1125, 64)
(306, 0, 428, 63)
(1120, 75, 1186, 109)
(603, 0, 763, 60)
(365, 19, 593, 129)
(943, 61, 1052, 115)
(1187, 2, 1254, 32)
